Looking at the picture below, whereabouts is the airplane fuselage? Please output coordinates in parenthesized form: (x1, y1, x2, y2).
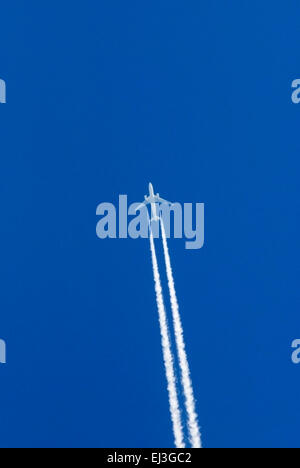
(148, 183, 159, 221)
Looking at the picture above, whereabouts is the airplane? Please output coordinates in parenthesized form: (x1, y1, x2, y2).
(136, 183, 172, 221)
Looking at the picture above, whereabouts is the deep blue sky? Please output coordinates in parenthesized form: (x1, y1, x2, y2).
(0, 1, 299, 448)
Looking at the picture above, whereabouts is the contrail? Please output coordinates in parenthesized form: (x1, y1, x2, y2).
(160, 219, 202, 449)
(149, 229, 185, 448)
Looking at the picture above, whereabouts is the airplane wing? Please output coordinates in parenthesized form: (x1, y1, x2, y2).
(157, 197, 172, 205)
(135, 200, 150, 212)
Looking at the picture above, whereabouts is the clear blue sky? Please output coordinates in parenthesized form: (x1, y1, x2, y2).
(0, 1, 299, 448)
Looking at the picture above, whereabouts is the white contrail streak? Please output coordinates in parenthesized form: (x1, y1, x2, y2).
(149, 229, 185, 448)
(160, 219, 202, 449)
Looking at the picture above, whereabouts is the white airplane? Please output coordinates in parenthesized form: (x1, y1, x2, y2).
(136, 183, 172, 221)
